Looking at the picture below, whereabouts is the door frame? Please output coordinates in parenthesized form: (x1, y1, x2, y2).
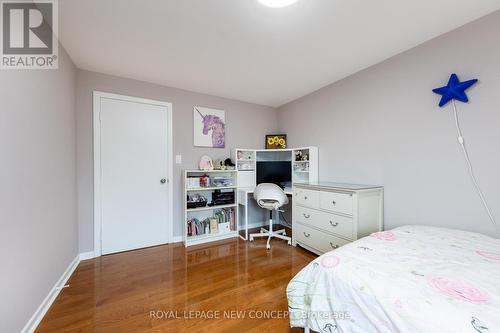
(93, 91, 173, 257)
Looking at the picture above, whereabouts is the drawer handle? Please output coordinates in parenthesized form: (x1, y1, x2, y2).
(330, 242, 339, 249)
(303, 232, 311, 238)
(329, 221, 339, 227)
(303, 213, 311, 219)
(304, 196, 308, 200)
(332, 200, 336, 205)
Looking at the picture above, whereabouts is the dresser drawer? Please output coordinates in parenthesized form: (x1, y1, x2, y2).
(295, 206, 353, 240)
(294, 205, 320, 225)
(295, 223, 350, 254)
(318, 211, 353, 239)
(320, 191, 353, 215)
(294, 188, 320, 209)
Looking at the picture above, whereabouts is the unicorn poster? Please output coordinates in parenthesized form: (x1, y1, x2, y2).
(193, 106, 226, 148)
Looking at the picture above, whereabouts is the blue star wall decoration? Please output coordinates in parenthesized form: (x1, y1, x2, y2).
(432, 73, 478, 107)
(432, 73, 499, 235)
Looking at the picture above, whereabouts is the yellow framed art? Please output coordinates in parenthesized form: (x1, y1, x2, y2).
(265, 134, 287, 149)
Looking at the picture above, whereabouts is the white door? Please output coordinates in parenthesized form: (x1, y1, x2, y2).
(96, 94, 171, 255)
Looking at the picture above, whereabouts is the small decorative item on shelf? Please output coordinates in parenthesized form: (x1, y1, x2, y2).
(295, 150, 303, 161)
(214, 158, 226, 170)
(302, 152, 309, 161)
(237, 151, 253, 160)
(199, 174, 210, 187)
(266, 134, 287, 149)
(199, 155, 214, 171)
(224, 158, 236, 170)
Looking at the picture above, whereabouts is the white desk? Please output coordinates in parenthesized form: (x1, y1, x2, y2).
(237, 186, 293, 240)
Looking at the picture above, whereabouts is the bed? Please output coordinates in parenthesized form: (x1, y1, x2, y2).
(287, 225, 500, 333)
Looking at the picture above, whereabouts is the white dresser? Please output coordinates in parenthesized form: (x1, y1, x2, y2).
(292, 182, 384, 255)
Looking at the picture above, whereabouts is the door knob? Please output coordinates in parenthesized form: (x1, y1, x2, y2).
(160, 178, 167, 184)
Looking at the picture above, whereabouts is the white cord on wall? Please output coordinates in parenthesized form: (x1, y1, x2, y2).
(451, 100, 499, 235)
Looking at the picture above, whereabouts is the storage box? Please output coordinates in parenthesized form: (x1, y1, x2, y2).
(219, 222, 230, 234)
(187, 177, 200, 189)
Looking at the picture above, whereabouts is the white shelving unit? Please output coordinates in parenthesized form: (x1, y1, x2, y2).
(233, 147, 318, 239)
(235, 149, 256, 170)
(233, 147, 318, 188)
(292, 147, 318, 184)
(235, 149, 256, 188)
(183, 170, 239, 247)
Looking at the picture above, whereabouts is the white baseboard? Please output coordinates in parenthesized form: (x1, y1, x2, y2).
(81, 238, 183, 262)
(79, 251, 95, 261)
(239, 221, 266, 231)
(171, 236, 183, 243)
(238, 221, 289, 232)
(21, 254, 80, 333)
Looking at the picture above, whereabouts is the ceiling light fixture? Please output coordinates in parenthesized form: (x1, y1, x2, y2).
(257, 0, 299, 8)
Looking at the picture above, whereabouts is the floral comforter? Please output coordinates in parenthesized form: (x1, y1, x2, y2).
(286, 225, 500, 333)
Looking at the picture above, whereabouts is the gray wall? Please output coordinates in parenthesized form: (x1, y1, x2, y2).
(0, 48, 78, 332)
(77, 70, 279, 253)
(278, 11, 500, 237)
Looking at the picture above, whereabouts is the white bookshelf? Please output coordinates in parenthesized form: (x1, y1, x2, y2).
(183, 169, 239, 247)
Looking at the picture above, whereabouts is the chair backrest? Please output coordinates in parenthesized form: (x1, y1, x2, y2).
(253, 183, 289, 210)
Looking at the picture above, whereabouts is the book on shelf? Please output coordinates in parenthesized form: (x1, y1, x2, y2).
(186, 207, 235, 237)
(209, 219, 218, 234)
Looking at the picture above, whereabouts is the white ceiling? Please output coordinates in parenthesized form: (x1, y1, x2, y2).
(59, 0, 500, 107)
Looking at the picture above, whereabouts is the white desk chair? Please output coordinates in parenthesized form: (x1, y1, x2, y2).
(249, 183, 291, 249)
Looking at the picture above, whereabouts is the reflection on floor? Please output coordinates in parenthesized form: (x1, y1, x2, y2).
(36, 234, 316, 332)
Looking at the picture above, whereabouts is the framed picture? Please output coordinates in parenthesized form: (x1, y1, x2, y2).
(266, 134, 287, 149)
(193, 106, 225, 148)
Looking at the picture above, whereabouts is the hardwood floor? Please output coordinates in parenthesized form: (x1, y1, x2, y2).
(36, 236, 315, 332)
